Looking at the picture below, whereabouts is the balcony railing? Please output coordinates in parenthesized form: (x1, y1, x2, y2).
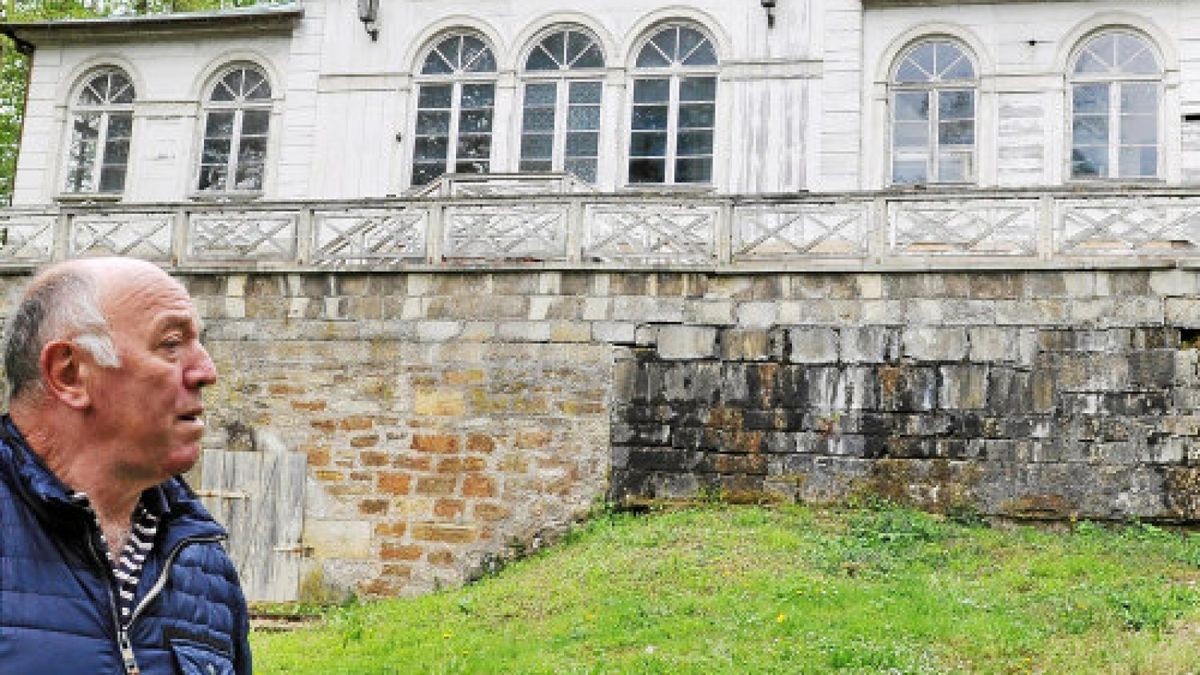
(2, 178, 1198, 271)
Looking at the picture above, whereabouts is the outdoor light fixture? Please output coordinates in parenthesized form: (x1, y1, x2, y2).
(358, 0, 380, 41)
(761, 0, 776, 29)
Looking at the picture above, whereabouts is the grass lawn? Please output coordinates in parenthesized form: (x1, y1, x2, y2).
(252, 504, 1200, 673)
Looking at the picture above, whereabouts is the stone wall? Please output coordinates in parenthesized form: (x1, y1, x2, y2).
(4, 267, 1197, 597)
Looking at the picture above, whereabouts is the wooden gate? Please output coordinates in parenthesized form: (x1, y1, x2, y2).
(198, 440, 307, 602)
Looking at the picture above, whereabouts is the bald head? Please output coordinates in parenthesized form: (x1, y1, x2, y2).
(3, 257, 178, 403)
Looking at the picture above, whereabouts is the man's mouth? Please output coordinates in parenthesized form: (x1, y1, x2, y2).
(178, 411, 204, 424)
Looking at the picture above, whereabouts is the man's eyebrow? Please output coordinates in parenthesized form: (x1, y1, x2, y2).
(152, 312, 201, 335)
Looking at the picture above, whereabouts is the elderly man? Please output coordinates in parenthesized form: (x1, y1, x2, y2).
(0, 257, 250, 673)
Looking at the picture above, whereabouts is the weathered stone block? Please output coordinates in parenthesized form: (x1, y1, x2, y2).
(736, 301, 779, 328)
(720, 329, 772, 361)
(656, 326, 718, 360)
(840, 327, 899, 363)
(786, 327, 839, 363)
(939, 365, 987, 410)
(902, 327, 968, 362)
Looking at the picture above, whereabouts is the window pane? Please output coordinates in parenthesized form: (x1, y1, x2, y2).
(520, 134, 553, 159)
(630, 132, 667, 156)
(893, 121, 928, 148)
(680, 77, 716, 102)
(896, 43, 935, 83)
(632, 105, 669, 131)
(522, 107, 555, 132)
(565, 132, 599, 157)
(460, 83, 495, 108)
(1072, 115, 1108, 145)
(457, 134, 491, 160)
(569, 81, 602, 104)
(649, 29, 679, 64)
(417, 110, 451, 134)
(205, 112, 236, 138)
(242, 110, 271, 136)
(242, 69, 271, 100)
(412, 163, 443, 186)
(456, 159, 489, 174)
(1073, 84, 1109, 114)
(936, 152, 971, 182)
(938, 90, 973, 120)
(459, 109, 493, 134)
(1071, 147, 1107, 177)
(571, 43, 605, 69)
(678, 103, 715, 128)
(629, 158, 665, 183)
(936, 43, 975, 80)
(1118, 146, 1157, 178)
(414, 137, 448, 162)
(676, 130, 713, 156)
(1120, 114, 1157, 145)
(238, 137, 267, 166)
(99, 165, 125, 193)
(106, 112, 132, 139)
(1116, 34, 1159, 75)
(564, 158, 597, 183)
(892, 159, 926, 184)
(526, 46, 558, 71)
(103, 138, 129, 165)
(634, 79, 669, 103)
(1120, 83, 1157, 113)
(520, 159, 553, 172)
(234, 163, 264, 190)
(419, 84, 453, 109)
(939, 120, 974, 146)
(525, 82, 557, 106)
(675, 157, 712, 183)
(679, 29, 716, 66)
(894, 92, 929, 121)
(541, 32, 566, 66)
(567, 106, 601, 130)
(198, 165, 228, 191)
(201, 139, 231, 165)
(636, 41, 671, 68)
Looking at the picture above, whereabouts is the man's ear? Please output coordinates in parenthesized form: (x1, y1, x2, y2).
(40, 340, 92, 409)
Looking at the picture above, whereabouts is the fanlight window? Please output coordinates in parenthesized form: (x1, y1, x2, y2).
(412, 34, 498, 186)
(198, 66, 272, 192)
(65, 69, 135, 194)
(628, 25, 718, 185)
(519, 28, 605, 183)
(890, 40, 976, 185)
(1070, 31, 1162, 180)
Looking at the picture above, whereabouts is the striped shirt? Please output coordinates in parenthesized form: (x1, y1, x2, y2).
(69, 491, 161, 627)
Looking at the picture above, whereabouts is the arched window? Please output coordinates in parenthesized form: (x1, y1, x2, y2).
(890, 39, 976, 185)
(628, 24, 718, 185)
(198, 65, 272, 192)
(412, 33, 498, 186)
(519, 27, 606, 183)
(1069, 30, 1162, 180)
(64, 68, 134, 194)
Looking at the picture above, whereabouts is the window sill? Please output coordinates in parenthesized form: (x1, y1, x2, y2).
(55, 193, 123, 205)
(188, 191, 264, 204)
(620, 183, 717, 196)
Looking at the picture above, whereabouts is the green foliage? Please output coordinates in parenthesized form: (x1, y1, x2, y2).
(252, 505, 1200, 673)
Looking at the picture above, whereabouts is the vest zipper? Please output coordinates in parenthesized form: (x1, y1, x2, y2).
(89, 529, 226, 674)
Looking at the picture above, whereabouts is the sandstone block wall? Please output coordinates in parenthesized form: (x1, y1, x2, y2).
(4, 267, 1195, 598)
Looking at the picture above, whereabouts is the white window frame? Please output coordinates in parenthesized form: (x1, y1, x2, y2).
(518, 27, 606, 184)
(410, 33, 498, 187)
(1067, 30, 1164, 182)
(626, 24, 719, 186)
(196, 64, 273, 194)
(888, 39, 978, 186)
(63, 68, 135, 196)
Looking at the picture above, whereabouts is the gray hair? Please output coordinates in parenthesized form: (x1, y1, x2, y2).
(4, 268, 119, 402)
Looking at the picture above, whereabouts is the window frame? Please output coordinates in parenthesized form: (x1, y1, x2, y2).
(887, 38, 978, 187)
(195, 63, 274, 196)
(410, 32, 499, 188)
(517, 26, 607, 184)
(626, 23, 719, 187)
(1067, 29, 1164, 182)
(62, 67, 136, 197)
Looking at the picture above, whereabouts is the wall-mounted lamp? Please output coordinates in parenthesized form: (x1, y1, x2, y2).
(761, 0, 776, 29)
(358, 0, 380, 42)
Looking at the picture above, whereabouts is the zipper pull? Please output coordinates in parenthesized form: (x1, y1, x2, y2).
(118, 628, 141, 675)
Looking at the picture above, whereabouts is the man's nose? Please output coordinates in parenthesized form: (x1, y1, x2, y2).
(184, 342, 218, 389)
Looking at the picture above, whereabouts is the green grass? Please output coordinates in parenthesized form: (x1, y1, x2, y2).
(252, 505, 1200, 673)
